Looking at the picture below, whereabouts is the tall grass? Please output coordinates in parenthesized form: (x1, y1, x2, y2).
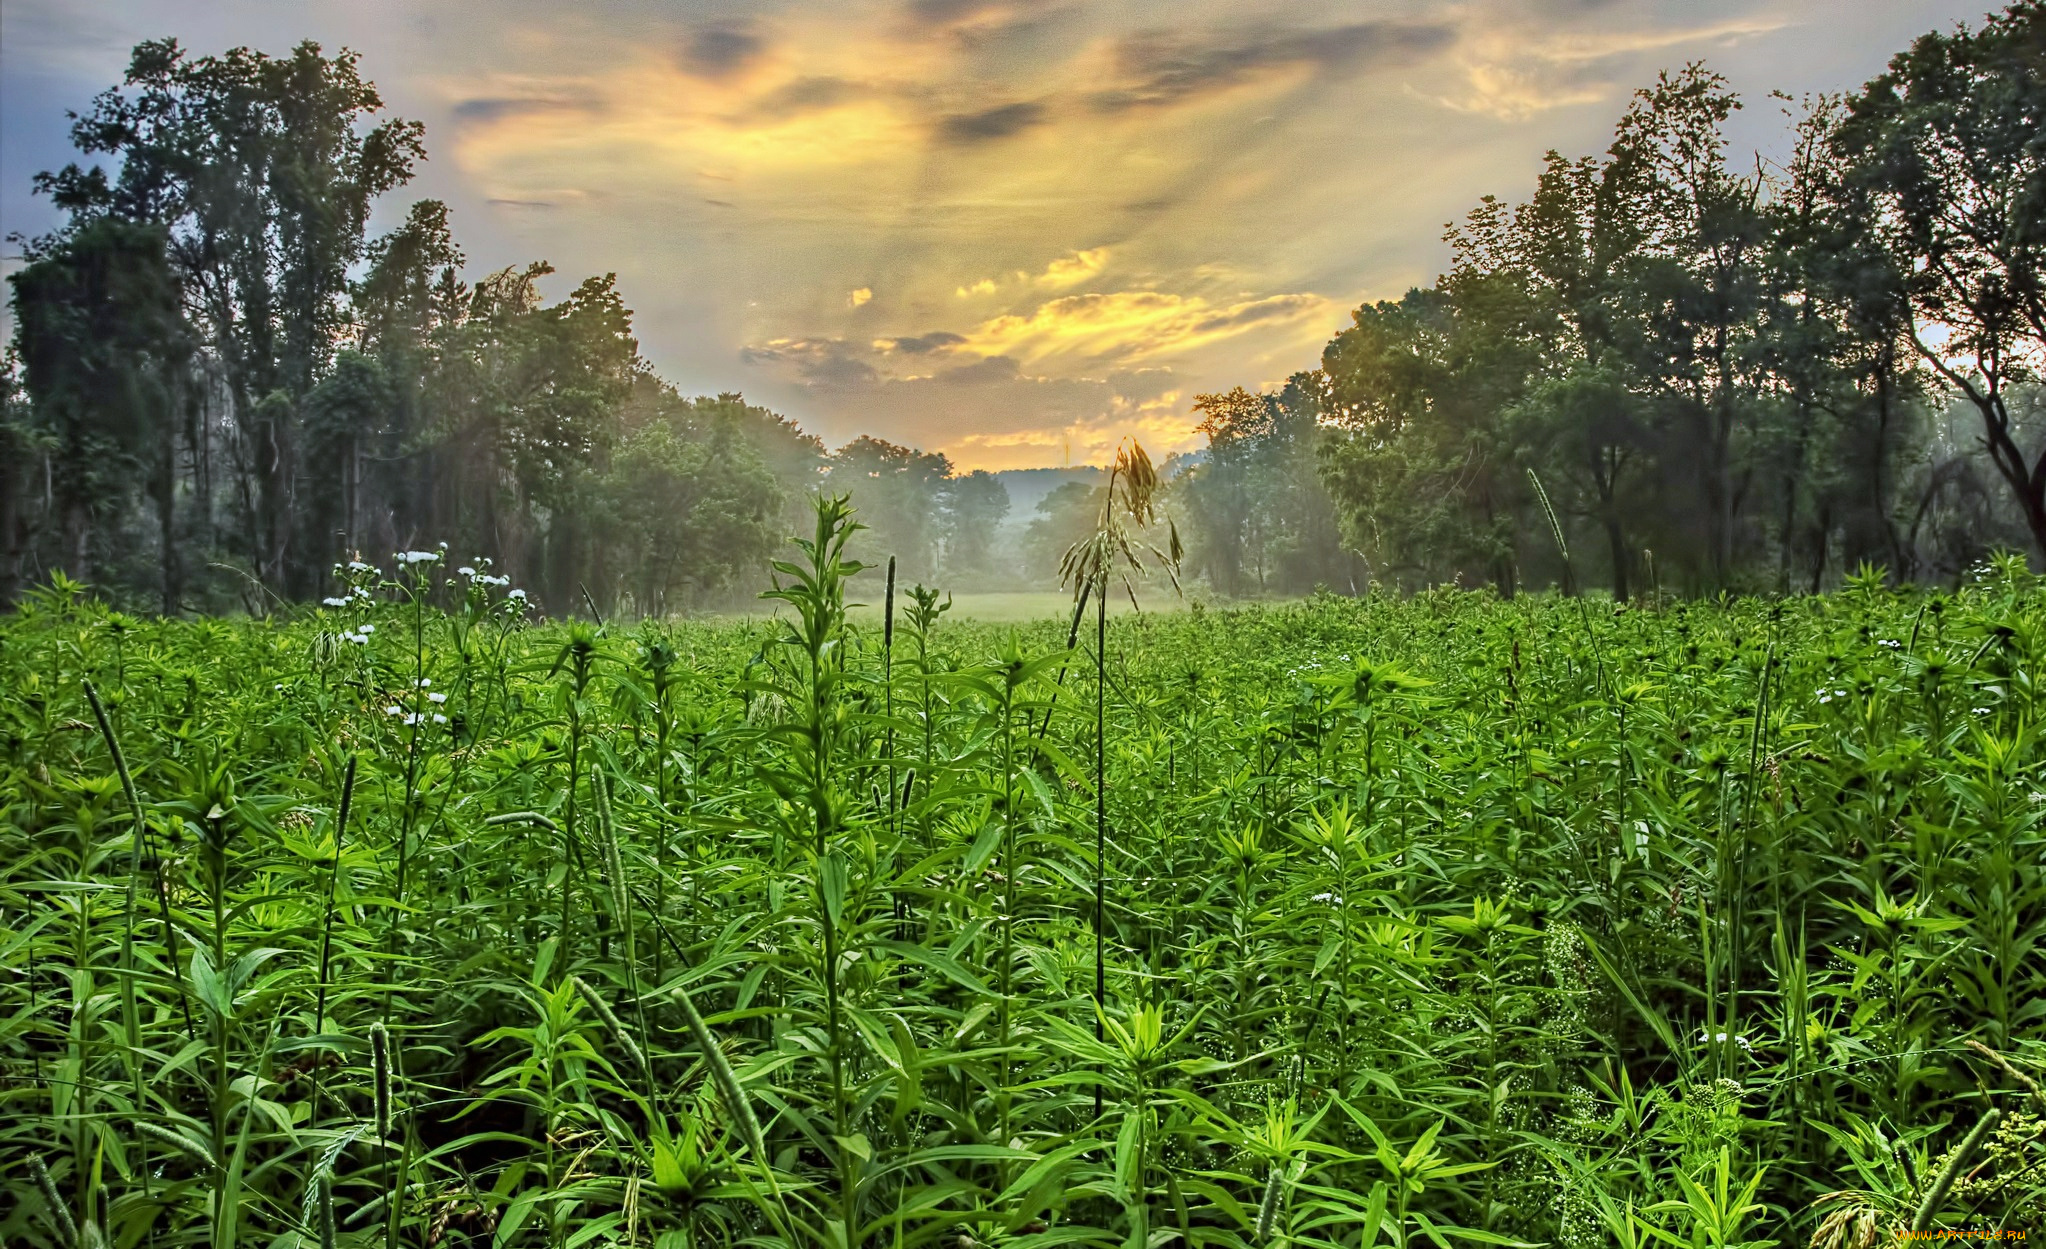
(3, 541, 2044, 1246)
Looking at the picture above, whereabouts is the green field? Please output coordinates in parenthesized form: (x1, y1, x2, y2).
(5, 535, 2045, 1248)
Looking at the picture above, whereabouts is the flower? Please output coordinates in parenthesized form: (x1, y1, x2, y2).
(457, 566, 475, 578)
(398, 550, 439, 564)
(322, 596, 348, 607)
(417, 677, 432, 688)
(385, 705, 403, 716)
(432, 713, 448, 725)
(508, 589, 527, 601)
(428, 692, 446, 704)
(1698, 1029, 1753, 1051)
(359, 624, 374, 634)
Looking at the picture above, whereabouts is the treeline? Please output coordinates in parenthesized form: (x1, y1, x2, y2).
(0, 40, 1013, 616)
(1176, 4, 2046, 598)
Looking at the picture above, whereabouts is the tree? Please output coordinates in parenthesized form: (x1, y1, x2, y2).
(938, 469, 1010, 583)
(427, 264, 641, 610)
(1318, 280, 1540, 594)
(826, 436, 952, 581)
(8, 219, 190, 610)
(1835, 2, 2046, 559)
(37, 38, 425, 594)
(595, 398, 783, 613)
(1183, 375, 1352, 596)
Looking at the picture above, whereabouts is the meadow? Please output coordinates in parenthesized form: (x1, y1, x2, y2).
(4, 509, 2044, 1249)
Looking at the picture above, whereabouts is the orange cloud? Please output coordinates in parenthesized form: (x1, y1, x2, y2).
(958, 290, 1329, 368)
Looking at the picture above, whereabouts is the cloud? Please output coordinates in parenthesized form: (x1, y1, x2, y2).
(938, 100, 1048, 143)
(901, 0, 1061, 47)
(937, 353, 1022, 383)
(749, 75, 865, 120)
(1035, 247, 1108, 287)
(1091, 21, 1457, 112)
(1437, 15, 1792, 119)
(958, 290, 1328, 368)
(742, 337, 877, 386)
(736, 282, 1330, 467)
(681, 22, 767, 79)
(955, 248, 1110, 299)
(451, 92, 600, 125)
(877, 331, 968, 354)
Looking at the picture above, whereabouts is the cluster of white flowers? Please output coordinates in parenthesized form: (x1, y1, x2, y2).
(396, 550, 442, 565)
(509, 588, 527, 601)
(1698, 1029, 1753, 1051)
(339, 623, 374, 646)
(384, 703, 448, 726)
(455, 563, 514, 588)
(1878, 638, 1901, 650)
(1816, 687, 1850, 704)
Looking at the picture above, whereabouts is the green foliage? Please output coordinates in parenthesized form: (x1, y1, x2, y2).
(5, 545, 2044, 1246)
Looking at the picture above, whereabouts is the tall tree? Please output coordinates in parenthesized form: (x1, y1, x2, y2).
(1184, 375, 1351, 596)
(1835, 2, 2046, 559)
(8, 219, 190, 610)
(938, 469, 1010, 582)
(38, 38, 424, 594)
(827, 436, 953, 581)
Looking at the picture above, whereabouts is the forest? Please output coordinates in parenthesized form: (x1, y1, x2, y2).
(4, 4, 2046, 1249)
(6, 4, 2046, 615)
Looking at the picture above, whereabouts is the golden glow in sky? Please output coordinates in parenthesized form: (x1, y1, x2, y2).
(0, 0, 1992, 467)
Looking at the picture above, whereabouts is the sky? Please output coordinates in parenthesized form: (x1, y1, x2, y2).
(0, 0, 1997, 469)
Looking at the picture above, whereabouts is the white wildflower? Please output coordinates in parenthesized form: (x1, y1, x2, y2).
(428, 692, 446, 704)
(457, 566, 475, 578)
(321, 596, 348, 607)
(432, 713, 448, 725)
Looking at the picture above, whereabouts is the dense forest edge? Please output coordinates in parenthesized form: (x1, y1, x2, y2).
(6, 3, 2046, 619)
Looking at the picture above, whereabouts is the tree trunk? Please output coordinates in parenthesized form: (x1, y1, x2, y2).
(153, 411, 182, 616)
(1605, 516, 1629, 601)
